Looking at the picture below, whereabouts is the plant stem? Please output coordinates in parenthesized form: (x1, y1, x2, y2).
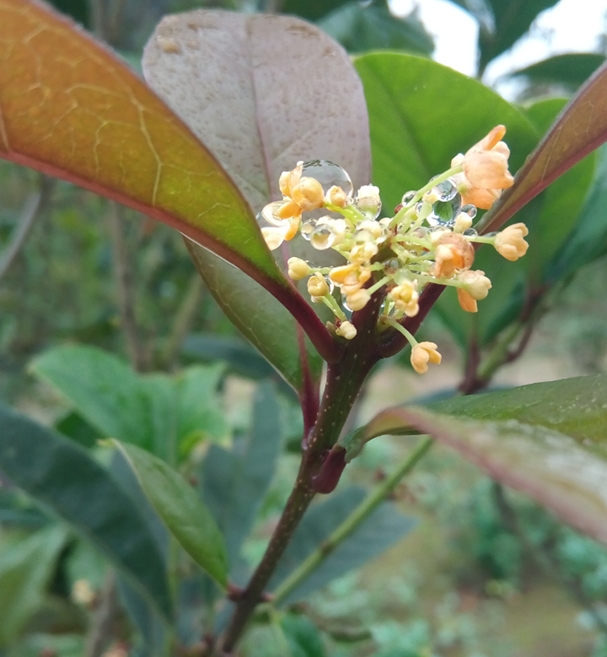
(271, 435, 433, 606)
(0, 175, 54, 282)
(107, 203, 149, 372)
(84, 572, 119, 657)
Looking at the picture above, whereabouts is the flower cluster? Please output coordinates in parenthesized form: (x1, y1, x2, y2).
(257, 127, 528, 374)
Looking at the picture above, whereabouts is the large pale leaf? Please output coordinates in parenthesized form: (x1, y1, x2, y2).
(0, 0, 314, 329)
(482, 59, 607, 235)
(114, 441, 229, 587)
(142, 10, 370, 211)
(354, 52, 538, 212)
(0, 404, 172, 620)
(363, 406, 607, 547)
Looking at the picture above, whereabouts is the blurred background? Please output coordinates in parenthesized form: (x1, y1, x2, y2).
(3, 1, 607, 656)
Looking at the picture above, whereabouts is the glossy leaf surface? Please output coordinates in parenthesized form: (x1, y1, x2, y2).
(115, 441, 229, 587)
(0, 0, 298, 303)
(0, 404, 172, 620)
(354, 52, 538, 211)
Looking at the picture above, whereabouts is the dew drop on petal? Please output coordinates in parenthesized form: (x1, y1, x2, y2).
(431, 177, 457, 202)
(301, 219, 317, 241)
(310, 225, 336, 250)
(462, 204, 477, 219)
(301, 160, 353, 198)
(257, 201, 288, 228)
(463, 228, 478, 238)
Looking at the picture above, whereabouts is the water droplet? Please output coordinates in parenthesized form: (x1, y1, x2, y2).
(431, 177, 457, 202)
(461, 204, 477, 219)
(463, 228, 478, 238)
(355, 197, 382, 220)
(402, 191, 416, 205)
(301, 160, 353, 197)
(310, 225, 335, 250)
(383, 258, 400, 274)
(301, 219, 317, 240)
(484, 231, 498, 238)
(257, 201, 287, 228)
(426, 192, 462, 227)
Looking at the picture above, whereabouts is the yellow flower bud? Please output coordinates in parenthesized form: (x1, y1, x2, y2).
(410, 341, 442, 374)
(325, 185, 348, 207)
(346, 289, 371, 311)
(287, 257, 310, 281)
(458, 269, 492, 300)
(495, 223, 529, 261)
(291, 177, 325, 212)
(433, 233, 475, 278)
(307, 273, 329, 297)
(457, 288, 478, 313)
(336, 320, 357, 340)
(453, 212, 473, 233)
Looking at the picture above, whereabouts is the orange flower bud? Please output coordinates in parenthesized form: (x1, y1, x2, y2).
(410, 341, 442, 374)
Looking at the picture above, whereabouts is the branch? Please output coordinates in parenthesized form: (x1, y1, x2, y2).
(0, 175, 54, 282)
(107, 202, 149, 372)
(84, 572, 119, 657)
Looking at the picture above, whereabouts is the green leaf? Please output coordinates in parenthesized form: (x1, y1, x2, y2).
(49, 0, 89, 26)
(114, 441, 229, 587)
(345, 374, 607, 456)
(54, 411, 101, 449)
(281, 615, 327, 657)
(182, 333, 278, 381)
(363, 405, 607, 547)
(200, 382, 284, 565)
(270, 486, 415, 604)
(0, 404, 173, 620)
(478, 0, 560, 71)
(319, 2, 434, 55)
(509, 53, 606, 93)
(0, 525, 68, 647)
(354, 52, 538, 212)
(188, 246, 323, 394)
(31, 345, 153, 449)
(31, 345, 228, 461)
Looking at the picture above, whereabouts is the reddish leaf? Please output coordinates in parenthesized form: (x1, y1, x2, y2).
(482, 60, 607, 233)
(0, 0, 338, 361)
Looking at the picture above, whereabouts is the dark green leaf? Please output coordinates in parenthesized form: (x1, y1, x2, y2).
(0, 405, 172, 620)
(509, 53, 605, 93)
(188, 245, 323, 394)
(114, 441, 229, 587)
(0, 525, 68, 646)
(200, 382, 284, 565)
(281, 0, 351, 22)
(478, 0, 560, 71)
(182, 333, 277, 381)
(48, 0, 89, 26)
(270, 487, 415, 604)
(319, 3, 433, 55)
(54, 411, 101, 449)
(447, 0, 495, 34)
(281, 614, 327, 657)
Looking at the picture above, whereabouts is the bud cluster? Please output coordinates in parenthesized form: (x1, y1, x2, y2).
(257, 126, 528, 374)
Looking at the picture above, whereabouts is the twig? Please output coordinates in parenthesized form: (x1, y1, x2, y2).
(271, 436, 433, 606)
(107, 202, 149, 372)
(161, 273, 205, 370)
(84, 572, 120, 657)
(0, 175, 54, 282)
